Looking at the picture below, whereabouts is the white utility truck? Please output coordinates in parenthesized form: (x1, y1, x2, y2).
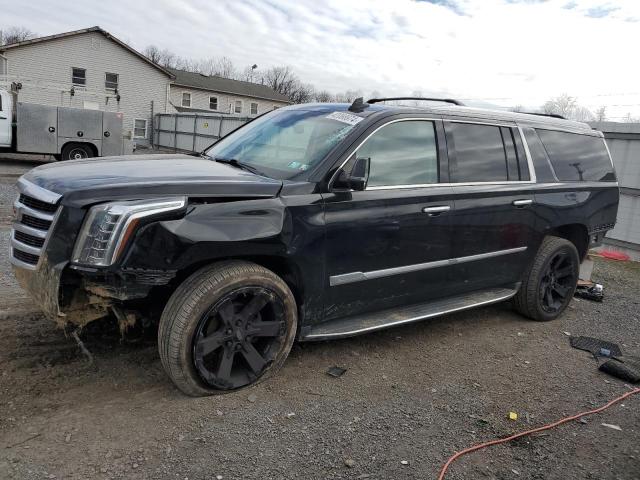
(0, 87, 127, 160)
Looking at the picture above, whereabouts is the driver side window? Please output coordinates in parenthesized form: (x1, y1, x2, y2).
(357, 120, 438, 187)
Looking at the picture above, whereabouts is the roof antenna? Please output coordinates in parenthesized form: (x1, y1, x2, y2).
(348, 97, 369, 113)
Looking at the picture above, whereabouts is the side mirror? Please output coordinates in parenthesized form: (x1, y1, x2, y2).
(334, 157, 370, 191)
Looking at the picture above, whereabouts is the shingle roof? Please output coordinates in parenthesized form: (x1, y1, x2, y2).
(0, 26, 175, 78)
(168, 68, 290, 104)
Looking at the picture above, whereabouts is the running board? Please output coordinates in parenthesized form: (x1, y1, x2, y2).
(301, 285, 520, 341)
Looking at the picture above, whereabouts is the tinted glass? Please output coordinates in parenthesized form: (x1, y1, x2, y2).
(512, 128, 530, 181)
(205, 109, 363, 180)
(536, 129, 615, 182)
(501, 127, 520, 181)
(356, 121, 438, 187)
(449, 123, 507, 182)
(522, 128, 556, 182)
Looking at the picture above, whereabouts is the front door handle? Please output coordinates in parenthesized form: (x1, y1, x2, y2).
(513, 199, 533, 207)
(422, 205, 451, 216)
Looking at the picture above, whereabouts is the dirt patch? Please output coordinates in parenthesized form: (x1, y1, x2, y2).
(0, 256, 638, 479)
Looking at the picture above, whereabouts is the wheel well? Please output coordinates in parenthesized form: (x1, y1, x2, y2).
(61, 141, 98, 157)
(549, 224, 589, 260)
(170, 256, 305, 309)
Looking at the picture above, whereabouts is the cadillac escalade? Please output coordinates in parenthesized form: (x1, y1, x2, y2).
(10, 97, 619, 396)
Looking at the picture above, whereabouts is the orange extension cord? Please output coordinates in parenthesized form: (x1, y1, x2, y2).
(438, 387, 640, 480)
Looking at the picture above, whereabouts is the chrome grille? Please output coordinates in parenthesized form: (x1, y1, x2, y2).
(11, 179, 62, 270)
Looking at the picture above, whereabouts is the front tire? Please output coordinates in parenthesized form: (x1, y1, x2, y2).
(513, 236, 580, 321)
(158, 261, 297, 397)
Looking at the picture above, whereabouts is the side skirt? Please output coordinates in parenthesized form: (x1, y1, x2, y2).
(301, 284, 520, 341)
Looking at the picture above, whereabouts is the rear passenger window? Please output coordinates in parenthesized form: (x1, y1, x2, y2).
(447, 123, 508, 182)
(357, 120, 438, 187)
(536, 130, 615, 182)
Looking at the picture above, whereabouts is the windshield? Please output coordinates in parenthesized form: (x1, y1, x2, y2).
(204, 109, 363, 179)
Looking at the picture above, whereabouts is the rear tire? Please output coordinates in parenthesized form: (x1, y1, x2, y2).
(60, 143, 93, 160)
(513, 236, 579, 321)
(158, 261, 297, 397)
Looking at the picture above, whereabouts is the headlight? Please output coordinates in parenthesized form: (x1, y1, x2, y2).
(72, 197, 186, 267)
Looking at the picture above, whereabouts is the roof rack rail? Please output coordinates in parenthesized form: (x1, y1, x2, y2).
(520, 111, 566, 120)
(367, 97, 465, 106)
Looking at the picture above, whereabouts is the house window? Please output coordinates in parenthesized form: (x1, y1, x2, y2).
(133, 119, 147, 139)
(182, 92, 191, 108)
(105, 72, 118, 91)
(72, 67, 86, 86)
(209, 96, 218, 110)
(250, 102, 258, 115)
(234, 100, 242, 114)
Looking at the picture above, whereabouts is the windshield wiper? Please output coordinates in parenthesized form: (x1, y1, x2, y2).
(214, 157, 262, 175)
(190, 151, 212, 159)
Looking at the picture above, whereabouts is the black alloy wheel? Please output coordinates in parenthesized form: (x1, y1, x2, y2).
(513, 235, 580, 321)
(193, 287, 286, 390)
(539, 251, 577, 314)
(158, 261, 297, 396)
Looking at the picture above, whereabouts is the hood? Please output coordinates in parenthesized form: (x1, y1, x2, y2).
(22, 154, 283, 207)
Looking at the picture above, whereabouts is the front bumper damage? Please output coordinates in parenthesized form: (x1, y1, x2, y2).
(10, 178, 117, 328)
(13, 256, 111, 328)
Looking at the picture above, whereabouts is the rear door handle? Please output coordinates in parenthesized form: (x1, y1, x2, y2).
(512, 199, 533, 207)
(422, 205, 451, 216)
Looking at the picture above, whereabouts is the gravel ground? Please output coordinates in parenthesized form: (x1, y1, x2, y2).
(0, 164, 639, 480)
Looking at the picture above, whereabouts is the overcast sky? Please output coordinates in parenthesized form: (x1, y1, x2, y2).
(3, 0, 640, 118)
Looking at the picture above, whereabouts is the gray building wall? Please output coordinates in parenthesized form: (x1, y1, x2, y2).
(2, 31, 172, 145)
(169, 85, 286, 117)
(591, 122, 640, 259)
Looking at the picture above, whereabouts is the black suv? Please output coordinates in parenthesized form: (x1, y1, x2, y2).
(10, 98, 618, 396)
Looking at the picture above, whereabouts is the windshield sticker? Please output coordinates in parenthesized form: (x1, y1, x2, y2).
(325, 111, 364, 126)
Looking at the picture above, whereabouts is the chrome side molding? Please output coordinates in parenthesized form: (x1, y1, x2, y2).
(330, 246, 528, 287)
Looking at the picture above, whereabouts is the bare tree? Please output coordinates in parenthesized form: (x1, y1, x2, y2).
(263, 66, 298, 96)
(595, 106, 607, 122)
(212, 57, 236, 78)
(542, 93, 577, 118)
(314, 90, 334, 102)
(334, 90, 362, 103)
(573, 106, 595, 122)
(510, 105, 525, 113)
(0, 26, 37, 45)
(541, 94, 595, 121)
(143, 45, 162, 64)
(290, 83, 315, 104)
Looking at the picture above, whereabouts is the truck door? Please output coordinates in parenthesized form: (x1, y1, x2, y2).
(16, 103, 58, 154)
(101, 111, 124, 157)
(0, 90, 12, 147)
(444, 120, 539, 293)
(322, 119, 457, 321)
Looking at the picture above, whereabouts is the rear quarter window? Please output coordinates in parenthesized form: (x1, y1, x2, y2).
(536, 129, 615, 182)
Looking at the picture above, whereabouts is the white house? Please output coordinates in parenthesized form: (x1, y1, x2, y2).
(0, 26, 291, 147)
(0, 27, 174, 145)
(168, 68, 290, 117)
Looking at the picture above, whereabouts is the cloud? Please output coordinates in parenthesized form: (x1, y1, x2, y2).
(585, 4, 620, 17)
(2, 0, 640, 118)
